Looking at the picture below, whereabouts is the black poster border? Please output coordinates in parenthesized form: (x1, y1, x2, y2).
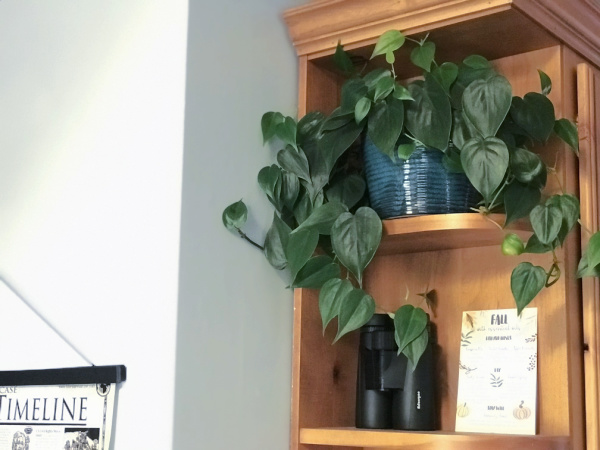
(0, 366, 126, 386)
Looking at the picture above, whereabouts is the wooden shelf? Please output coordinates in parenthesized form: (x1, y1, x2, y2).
(300, 427, 570, 449)
(378, 213, 530, 255)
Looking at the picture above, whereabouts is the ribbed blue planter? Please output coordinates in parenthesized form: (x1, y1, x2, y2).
(363, 138, 481, 219)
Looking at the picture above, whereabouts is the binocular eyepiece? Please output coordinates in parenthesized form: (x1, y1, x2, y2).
(356, 314, 436, 430)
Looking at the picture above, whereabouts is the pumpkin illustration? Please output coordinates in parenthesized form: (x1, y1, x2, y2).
(513, 401, 531, 420)
(457, 402, 470, 418)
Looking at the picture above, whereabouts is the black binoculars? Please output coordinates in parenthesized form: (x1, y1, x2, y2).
(356, 314, 436, 430)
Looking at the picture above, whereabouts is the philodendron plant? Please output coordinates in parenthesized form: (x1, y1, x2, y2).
(332, 30, 591, 314)
(223, 111, 431, 369)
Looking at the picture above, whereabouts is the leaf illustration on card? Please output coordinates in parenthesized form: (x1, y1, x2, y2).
(461, 330, 474, 347)
(525, 333, 537, 343)
(459, 361, 477, 375)
(490, 373, 504, 388)
(464, 313, 475, 329)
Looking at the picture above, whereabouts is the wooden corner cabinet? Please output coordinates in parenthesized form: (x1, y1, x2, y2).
(282, 1, 600, 449)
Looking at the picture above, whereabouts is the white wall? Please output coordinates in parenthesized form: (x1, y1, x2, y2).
(174, 0, 304, 448)
(0, 2, 189, 449)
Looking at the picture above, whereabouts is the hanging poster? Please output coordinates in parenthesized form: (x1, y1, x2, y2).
(0, 365, 125, 450)
(455, 308, 537, 435)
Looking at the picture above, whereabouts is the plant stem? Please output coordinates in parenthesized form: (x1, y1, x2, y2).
(236, 229, 264, 251)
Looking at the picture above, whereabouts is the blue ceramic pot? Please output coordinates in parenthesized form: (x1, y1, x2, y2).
(363, 138, 480, 219)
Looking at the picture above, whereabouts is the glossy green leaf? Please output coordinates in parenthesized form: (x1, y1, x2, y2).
(285, 228, 319, 278)
(393, 305, 428, 354)
(222, 200, 248, 231)
(319, 278, 354, 332)
(371, 30, 405, 59)
(405, 76, 452, 151)
(364, 68, 392, 92)
(403, 327, 429, 370)
(442, 146, 465, 173)
(277, 147, 311, 182)
(355, 97, 371, 124)
(334, 41, 355, 76)
(293, 191, 312, 225)
(261, 112, 285, 144)
(431, 62, 458, 93)
(504, 181, 541, 226)
(341, 78, 368, 113)
(529, 203, 563, 245)
(318, 117, 364, 174)
(393, 82, 413, 100)
(367, 97, 405, 158)
(554, 118, 579, 155)
(321, 108, 354, 132)
(397, 142, 417, 160)
(281, 172, 300, 211)
(274, 116, 298, 150)
(586, 231, 600, 270)
(511, 262, 546, 315)
(509, 147, 545, 186)
(546, 194, 580, 244)
(538, 70, 552, 95)
(524, 233, 554, 254)
(450, 63, 497, 110)
(335, 288, 376, 342)
(410, 41, 436, 72)
(501, 233, 525, 256)
(258, 165, 283, 210)
(460, 136, 509, 204)
(462, 75, 512, 138)
(510, 93, 555, 142)
(292, 255, 341, 289)
(451, 110, 478, 151)
(331, 207, 382, 286)
(297, 111, 325, 147)
(373, 76, 395, 102)
(577, 251, 600, 278)
(326, 174, 366, 209)
(463, 55, 491, 69)
(264, 213, 291, 270)
(293, 201, 348, 235)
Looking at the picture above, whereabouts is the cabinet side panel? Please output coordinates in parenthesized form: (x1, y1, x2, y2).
(577, 62, 600, 450)
(291, 288, 358, 450)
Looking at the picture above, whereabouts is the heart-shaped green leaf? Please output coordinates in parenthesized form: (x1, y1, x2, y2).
(264, 213, 291, 270)
(578, 251, 600, 278)
(355, 97, 371, 124)
(261, 112, 285, 144)
(292, 255, 341, 289)
(293, 191, 312, 225)
(367, 97, 404, 158)
(431, 62, 458, 93)
(318, 117, 365, 175)
(364, 68, 392, 91)
(510, 93, 555, 142)
(524, 233, 555, 254)
(281, 172, 300, 211)
(397, 142, 417, 160)
(319, 278, 354, 332)
(331, 207, 382, 286)
(403, 327, 429, 370)
(371, 30, 405, 59)
(405, 76, 452, 151)
(334, 41, 355, 76)
(463, 55, 491, 69)
(529, 203, 563, 245)
(554, 118, 579, 155)
(326, 174, 366, 209)
(504, 181, 541, 226)
(538, 70, 552, 95)
(277, 147, 311, 182)
(511, 262, 546, 315)
(293, 201, 348, 235)
(275, 116, 298, 150)
(546, 194, 580, 244)
(393, 82, 413, 100)
(373, 76, 395, 102)
(222, 200, 248, 231)
(451, 110, 478, 151)
(510, 147, 545, 186)
(258, 165, 283, 211)
(335, 288, 375, 342)
(393, 305, 428, 354)
(460, 136, 509, 204)
(586, 231, 600, 270)
(462, 75, 512, 138)
(410, 41, 436, 72)
(285, 228, 319, 278)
